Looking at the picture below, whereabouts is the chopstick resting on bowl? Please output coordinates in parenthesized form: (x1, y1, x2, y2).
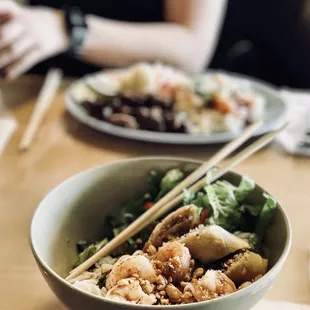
(149, 122, 288, 222)
(19, 68, 63, 152)
(67, 122, 288, 281)
(66, 120, 265, 280)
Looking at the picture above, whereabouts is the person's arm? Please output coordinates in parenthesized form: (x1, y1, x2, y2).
(0, 0, 227, 78)
(82, 0, 227, 72)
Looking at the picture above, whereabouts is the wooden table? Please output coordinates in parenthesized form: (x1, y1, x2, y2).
(0, 76, 309, 310)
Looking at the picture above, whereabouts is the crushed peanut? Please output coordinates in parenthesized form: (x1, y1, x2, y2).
(166, 284, 182, 300)
(148, 244, 157, 255)
(193, 267, 204, 278)
(160, 298, 170, 305)
(180, 281, 187, 288)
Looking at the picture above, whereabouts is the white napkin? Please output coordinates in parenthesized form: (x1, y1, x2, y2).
(254, 300, 310, 310)
(276, 88, 310, 155)
(0, 91, 18, 155)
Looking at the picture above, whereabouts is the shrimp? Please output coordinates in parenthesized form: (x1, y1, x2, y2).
(106, 278, 156, 305)
(154, 241, 191, 283)
(105, 255, 157, 289)
(211, 92, 235, 114)
(184, 270, 236, 302)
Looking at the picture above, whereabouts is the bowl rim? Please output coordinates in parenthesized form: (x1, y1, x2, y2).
(30, 156, 292, 309)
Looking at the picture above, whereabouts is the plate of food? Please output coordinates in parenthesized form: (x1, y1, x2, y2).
(30, 157, 291, 309)
(65, 63, 287, 144)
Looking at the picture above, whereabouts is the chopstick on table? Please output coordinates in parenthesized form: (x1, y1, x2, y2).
(66, 120, 263, 280)
(19, 68, 63, 152)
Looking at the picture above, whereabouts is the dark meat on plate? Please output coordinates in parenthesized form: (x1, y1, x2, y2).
(135, 106, 166, 132)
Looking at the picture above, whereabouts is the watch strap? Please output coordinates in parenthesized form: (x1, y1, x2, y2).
(63, 6, 88, 58)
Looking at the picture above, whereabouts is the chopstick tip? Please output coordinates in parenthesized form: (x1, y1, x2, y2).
(19, 146, 27, 153)
(19, 143, 29, 152)
(276, 122, 289, 133)
(255, 119, 264, 128)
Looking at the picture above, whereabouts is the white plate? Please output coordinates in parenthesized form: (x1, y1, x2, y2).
(65, 70, 288, 144)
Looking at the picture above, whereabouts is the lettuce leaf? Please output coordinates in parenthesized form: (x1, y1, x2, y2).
(255, 194, 277, 238)
(233, 231, 259, 249)
(234, 176, 255, 202)
(156, 168, 184, 201)
(74, 238, 108, 267)
(205, 182, 242, 232)
(183, 189, 210, 210)
(240, 204, 261, 216)
(183, 188, 196, 205)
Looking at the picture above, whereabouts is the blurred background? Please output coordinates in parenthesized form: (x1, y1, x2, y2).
(2, 0, 310, 88)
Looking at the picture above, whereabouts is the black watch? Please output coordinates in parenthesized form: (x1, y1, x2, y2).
(63, 6, 88, 58)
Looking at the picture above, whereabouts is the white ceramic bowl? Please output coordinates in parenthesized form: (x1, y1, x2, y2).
(30, 157, 291, 310)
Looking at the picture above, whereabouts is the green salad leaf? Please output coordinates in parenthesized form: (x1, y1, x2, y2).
(240, 204, 261, 216)
(121, 197, 146, 218)
(183, 189, 196, 205)
(191, 192, 211, 210)
(148, 170, 162, 199)
(234, 176, 255, 202)
(183, 189, 211, 211)
(156, 168, 184, 201)
(255, 194, 277, 238)
(74, 238, 108, 267)
(234, 231, 259, 249)
(205, 181, 243, 232)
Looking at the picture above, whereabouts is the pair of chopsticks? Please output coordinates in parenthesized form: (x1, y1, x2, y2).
(66, 120, 287, 281)
(19, 69, 63, 152)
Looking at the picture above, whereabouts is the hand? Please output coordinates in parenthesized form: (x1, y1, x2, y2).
(0, 1, 69, 79)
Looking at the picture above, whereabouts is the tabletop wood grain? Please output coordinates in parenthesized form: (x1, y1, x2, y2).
(0, 76, 309, 310)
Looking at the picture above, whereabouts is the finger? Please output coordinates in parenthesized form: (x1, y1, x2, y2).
(4, 48, 40, 79)
(0, 21, 24, 49)
(0, 13, 12, 25)
(0, 36, 35, 69)
(0, 1, 18, 23)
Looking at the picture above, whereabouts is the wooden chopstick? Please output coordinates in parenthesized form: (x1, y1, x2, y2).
(149, 122, 288, 221)
(66, 121, 262, 280)
(19, 69, 63, 152)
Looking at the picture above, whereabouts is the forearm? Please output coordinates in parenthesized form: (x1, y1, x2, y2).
(82, 16, 213, 72)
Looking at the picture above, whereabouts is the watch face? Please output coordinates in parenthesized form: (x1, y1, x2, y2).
(72, 14, 84, 26)
(71, 7, 86, 26)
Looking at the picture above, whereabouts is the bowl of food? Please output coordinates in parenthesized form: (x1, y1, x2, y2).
(30, 157, 291, 310)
